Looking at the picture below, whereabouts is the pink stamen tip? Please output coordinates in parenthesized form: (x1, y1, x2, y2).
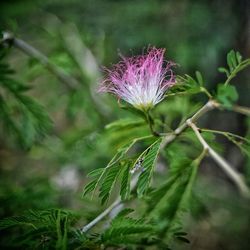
(99, 47, 176, 110)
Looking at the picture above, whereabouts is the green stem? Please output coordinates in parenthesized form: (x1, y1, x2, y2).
(200, 128, 250, 143)
(224, 59, 250, 86)
(144, 111, 159, 137)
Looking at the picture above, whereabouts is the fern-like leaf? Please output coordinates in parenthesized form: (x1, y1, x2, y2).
(83, 136, 153, 202)
(101, 209, 156, 246)
(120, 163, 131, 200)
(99, 164, 123, 204)
(137, 138, 162, 197)
(218, 50, 250, 85)
(147, 151, 206, 243)
(0, 48, 52, 148)
(0, 209, 77, 249)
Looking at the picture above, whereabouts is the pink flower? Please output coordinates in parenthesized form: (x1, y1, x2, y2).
(99, 47, 175, 110)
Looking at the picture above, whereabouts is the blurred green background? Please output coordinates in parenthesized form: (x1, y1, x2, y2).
(0, 0, 250, 249)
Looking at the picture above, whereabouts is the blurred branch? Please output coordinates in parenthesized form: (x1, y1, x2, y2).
(1, 31, 111, 118)
(231, 104, 250, 116)
(61, 24, 100, 80)
(1, 31, 79, 90)
(60, 23, 111, 115)
(188, 120, 250, 198)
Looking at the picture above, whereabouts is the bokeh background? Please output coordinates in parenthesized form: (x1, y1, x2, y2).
(0, 0, 250, 249)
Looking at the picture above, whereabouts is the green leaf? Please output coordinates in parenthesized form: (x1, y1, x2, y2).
(99, 164, 123, 204)
(120, 104, 146, 119)
(101, 212, 155, 246)
(55, 210, 68, 250)
(201, 129, 250, 157)
(168, 73, 211, 98)
(218, 50, 250, 85)
(216, 83, 239, 108)
(87, 168, 105, 178)
(105, 118, 145, 131)
(195, 71, 203, 86)
(82, 142, 132, 199)
(227, 50, 236, 72)
(116, 208, 134, 218)
(82, 136, 152, 200)
(0, 216, 37, 230)
(0, 50, 52, 148)
(137, 138, 162, 197)
(120, 163, 131, 200)
(218, 67, 229, 77)
(145, 175, 178, 213)
(147, 151, 205, 243)
(0, 209, 77, 249)
(82, 178, 100, 196)
(236, 51, 242, 64)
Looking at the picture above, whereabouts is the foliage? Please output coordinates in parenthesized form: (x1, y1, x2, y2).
(136, 138, 162, 197)
(0, 209, 78, 249)
(167, 70, 211, 98)
(0, 48, 52, 149)
(100, 209, 158, 247)
(0, 10, 250, 248)
(218, 49, 250, 86)
(82, 135, 156, 204)
(216, 84, 239, 108)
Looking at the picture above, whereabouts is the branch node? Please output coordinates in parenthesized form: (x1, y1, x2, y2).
(1, 31, 14, 47)
(209, 100, 220, 109)
(186, 119, 192, 126)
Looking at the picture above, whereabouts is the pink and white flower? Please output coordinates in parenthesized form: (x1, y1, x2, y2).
(99, 47, 175, 110)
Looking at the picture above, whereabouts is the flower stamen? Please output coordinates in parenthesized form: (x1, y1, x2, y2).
(99, 47, 176, 110)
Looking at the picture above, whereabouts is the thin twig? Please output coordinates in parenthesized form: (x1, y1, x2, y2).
(187, 120, 250, 198)
(81, 173, 139, 233)
(231, 105, 250, 116)
(200, 128, 250, 144)
(224, 60, 250, 86)
(144, 111, 160, 137)
(160, 100, 218, 149)
(81, 198, 121, 233)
